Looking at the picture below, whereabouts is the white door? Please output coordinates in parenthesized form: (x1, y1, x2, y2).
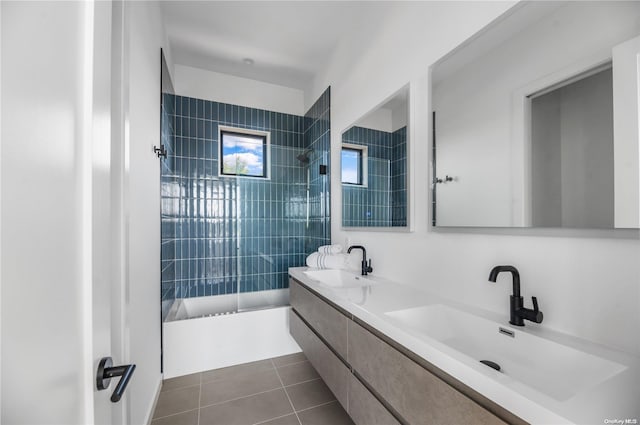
(612, 34, 640, 229)
(1, 1, 128, 423)
(93, 1, 129, 424)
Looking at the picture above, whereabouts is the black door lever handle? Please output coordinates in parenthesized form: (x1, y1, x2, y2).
(96, 357, 136, 402)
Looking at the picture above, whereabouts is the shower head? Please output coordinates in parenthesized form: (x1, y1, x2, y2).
(296, 148, 313, 164)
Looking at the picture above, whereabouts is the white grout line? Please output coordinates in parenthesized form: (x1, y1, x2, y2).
(152, 408, 200, 422)
(197, 373, 202, 425)
(200, 366, 276, 386)
(294, 400, 337, 414)
(283, 377, 321, 389)
(152, 381, 202, 421)
(252, 412, 296, 425)
(198, 386, 285, 411)
(273, 359, 309, 370)
(156, 357, 312, 423)
(272, 359, 303, 425)
(196, 366, 317, 411)
(159, 381, 200, 394)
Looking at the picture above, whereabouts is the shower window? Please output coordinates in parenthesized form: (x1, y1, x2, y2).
(341, 143, 367, 186)
(220, 126, 270, 178)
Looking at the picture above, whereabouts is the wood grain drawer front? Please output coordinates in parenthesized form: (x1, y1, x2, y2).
(348, 321, 506, 425)
(348, 374, 401, 425)
(289, 278, 349, 359)
(289, 309, 350, 410)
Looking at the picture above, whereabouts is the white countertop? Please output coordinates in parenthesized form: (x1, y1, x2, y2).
(289, 267, 640, 425)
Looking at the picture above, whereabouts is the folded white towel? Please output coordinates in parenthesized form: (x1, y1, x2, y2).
(317, 244, 343, 254)
(306, 252, 320, 268)
(306, 252, 349, 270)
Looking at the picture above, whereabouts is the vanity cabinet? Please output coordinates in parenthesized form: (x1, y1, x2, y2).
(348, 320, 505, 425)
(289, 306, 350, 409)
(289, 277, 349, 359)
(289, 277, 518, 425)
(348, 373, 401, 425)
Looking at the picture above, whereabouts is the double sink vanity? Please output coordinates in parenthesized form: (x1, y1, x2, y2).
(288, 267, 640, 425)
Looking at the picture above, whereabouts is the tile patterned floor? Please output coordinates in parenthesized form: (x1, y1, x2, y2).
(152, 353, 354, 425)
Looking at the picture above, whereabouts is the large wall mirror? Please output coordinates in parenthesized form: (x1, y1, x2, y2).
(341, 85, 410, 229)
(432, 2, 640, 229)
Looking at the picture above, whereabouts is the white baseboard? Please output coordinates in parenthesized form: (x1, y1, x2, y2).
(144, 374, 163, 425)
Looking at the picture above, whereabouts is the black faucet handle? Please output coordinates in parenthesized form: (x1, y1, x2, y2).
(530, 296, 543, 323)
(365, 259, 373, 273)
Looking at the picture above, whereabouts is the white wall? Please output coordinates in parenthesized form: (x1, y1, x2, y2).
(531, 91, 562, 226)
(612, 35, 640, 229)
(1, 1, 4, 417)
(173, 64, 305, 115)
(391, 104, 407, 132)
(353, 107, 392, 132)
(310, 1, 640, 356)
(349, 92, 409, 133)
(124, 2, 167, 424)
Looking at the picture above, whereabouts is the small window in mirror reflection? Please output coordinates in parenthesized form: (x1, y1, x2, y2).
(342, 144, 367, 186)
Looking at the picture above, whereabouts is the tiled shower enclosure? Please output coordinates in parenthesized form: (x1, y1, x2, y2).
(160, 88, 331, 314)
(342, 125, 407, 227)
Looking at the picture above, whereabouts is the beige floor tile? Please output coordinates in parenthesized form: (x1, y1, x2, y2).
(276, 361, 319, 386)
(297, 401, 353, 425)
(201, 359, 274, 384)
(286, 379, 335, 411)
(199, 388, 293, 425)
(257, 414, 301, 425)
(150, 409, 198, 425)
(200, 368, 282, 407)
(151, 355, 358, 425)
(161, 373, 200, 392)
(272, 352, 307, 368)
(152, 385, 200, 419)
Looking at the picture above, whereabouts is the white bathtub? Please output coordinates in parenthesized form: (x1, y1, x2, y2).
(162, 289, 301, 379)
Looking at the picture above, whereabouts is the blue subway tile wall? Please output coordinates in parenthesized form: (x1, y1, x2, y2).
(303, 87, 331, 253)
(161, 92, 177, 316)
(342, 126, 391, 227)
(161, 88, 331, 300)
(341, 125, 407, 227)
(391, 126, 407, 226)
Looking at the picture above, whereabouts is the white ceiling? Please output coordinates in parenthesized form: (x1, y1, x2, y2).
(161, 1, 392, 90)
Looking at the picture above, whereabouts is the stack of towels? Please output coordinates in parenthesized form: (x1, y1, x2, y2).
(306, 245, 359, 271)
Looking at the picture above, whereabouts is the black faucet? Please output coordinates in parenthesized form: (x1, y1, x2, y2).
(488, 265, 543, 326)
(347, 245, 373, 276)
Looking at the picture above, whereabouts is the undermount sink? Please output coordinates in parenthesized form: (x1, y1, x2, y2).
(385, 304, 626, 401)
(303, 269, 371, 288)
